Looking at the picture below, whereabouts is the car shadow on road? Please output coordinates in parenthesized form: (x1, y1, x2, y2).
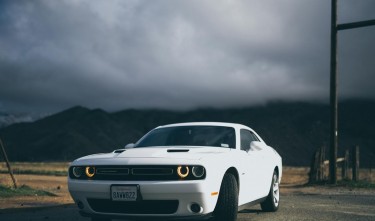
(238, 209, 263, 214)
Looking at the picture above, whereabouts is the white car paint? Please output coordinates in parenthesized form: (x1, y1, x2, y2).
(68, 122, 282, 220)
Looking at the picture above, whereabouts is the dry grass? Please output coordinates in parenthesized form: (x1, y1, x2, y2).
(281, 166, 375, 186)
(327, 167, 375, 183)
(0, 162, 69, 176)
(0, 162, 72, 208)
(0, 174, 73, 209)
(281, 166, 310, 186)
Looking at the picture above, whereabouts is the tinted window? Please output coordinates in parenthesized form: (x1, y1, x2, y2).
(240, 129, 256, 151)
(136, 126, 236, 148)
(250, 131, 260, 141)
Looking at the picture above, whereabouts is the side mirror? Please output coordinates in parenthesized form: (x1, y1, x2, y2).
(125, 143, 135, 149)
(249, 141, 263, 151)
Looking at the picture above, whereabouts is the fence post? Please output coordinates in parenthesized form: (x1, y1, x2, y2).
(370, 160, 373, 182)
(309, 148, 320, 183)
(352, 145, 359, 182)
(342, 149, 349, 180)
(318, 146, 324, 180)
(0, 138, 17, 188)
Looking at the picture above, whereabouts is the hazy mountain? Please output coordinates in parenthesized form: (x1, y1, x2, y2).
(0, 100, 374, 167)
(0, 112, 49, 128)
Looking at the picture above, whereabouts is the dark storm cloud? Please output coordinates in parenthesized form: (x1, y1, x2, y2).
(0, 0, 374, 112)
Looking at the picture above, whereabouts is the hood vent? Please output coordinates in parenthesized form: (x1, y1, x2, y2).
(167, 149, 190, 153)
(113, 149, 126, 153)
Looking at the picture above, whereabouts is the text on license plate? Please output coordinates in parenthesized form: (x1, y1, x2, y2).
(111, 186, 137, 201)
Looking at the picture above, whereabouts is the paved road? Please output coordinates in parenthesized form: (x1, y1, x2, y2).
(1, 193, 374, 221)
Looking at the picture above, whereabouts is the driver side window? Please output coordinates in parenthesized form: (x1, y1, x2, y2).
(240, 129, 255, 151)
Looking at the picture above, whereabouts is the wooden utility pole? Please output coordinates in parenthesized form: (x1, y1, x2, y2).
(329, 0, 338, 185)
(0, 138, 17, 188)
(337, 20, 375, 31)
(329, 0, 375, 184)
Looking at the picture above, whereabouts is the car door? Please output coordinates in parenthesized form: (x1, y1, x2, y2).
(248, 132, 274, 197)
(238, 129, 266, 203)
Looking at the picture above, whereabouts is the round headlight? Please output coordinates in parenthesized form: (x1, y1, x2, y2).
(85, 166, 96, 178)
(192, 166, 205, 178)
(177, 166, 189, 178)
(72, 167, 83, 178)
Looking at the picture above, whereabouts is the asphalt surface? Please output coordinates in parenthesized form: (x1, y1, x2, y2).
(1, 193, 374, 221)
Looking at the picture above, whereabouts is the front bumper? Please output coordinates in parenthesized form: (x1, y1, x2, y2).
(68, 178, 219, 219)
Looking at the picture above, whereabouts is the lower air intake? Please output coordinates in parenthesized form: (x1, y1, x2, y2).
(87, 199, 179, 214)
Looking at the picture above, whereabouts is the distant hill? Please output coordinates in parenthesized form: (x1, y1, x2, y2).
(0, 100, 374, 167)
(0, 112, 48, 128)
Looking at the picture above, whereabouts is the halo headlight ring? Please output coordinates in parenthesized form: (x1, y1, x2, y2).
(177, 166, 190, 178)
(72, 167, 83, 178)
(192, 166, 205, 178)
(85, 166, 96, 178)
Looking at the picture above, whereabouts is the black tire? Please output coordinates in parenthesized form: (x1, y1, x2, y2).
(212, 173, 238, 221)
(260, 170, 280, 212)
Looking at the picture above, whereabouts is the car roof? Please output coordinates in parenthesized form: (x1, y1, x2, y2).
(156, 122, 249, 130)
(154, 122, 265, 144)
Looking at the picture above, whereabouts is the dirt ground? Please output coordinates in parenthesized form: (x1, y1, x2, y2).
(0, 174, 72, 208)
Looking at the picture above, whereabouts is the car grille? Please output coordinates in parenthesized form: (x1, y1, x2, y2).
(87, 199, 179, 214)
(75, 166, 178, 181)
(97, 168, 130, 175)
(132, 168, 174, 176)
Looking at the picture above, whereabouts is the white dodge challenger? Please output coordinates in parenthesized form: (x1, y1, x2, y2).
(68, 122, 282, 221)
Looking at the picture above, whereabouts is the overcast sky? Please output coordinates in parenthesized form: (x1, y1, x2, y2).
(0, 0, 374, 113)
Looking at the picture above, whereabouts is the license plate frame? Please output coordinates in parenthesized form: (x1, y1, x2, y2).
(110, 185, 141, 202)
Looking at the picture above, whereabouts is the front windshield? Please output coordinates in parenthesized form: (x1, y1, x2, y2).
(136, 126, 236, 148)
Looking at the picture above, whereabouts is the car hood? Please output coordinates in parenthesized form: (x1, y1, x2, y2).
(76, 146, 230, 162)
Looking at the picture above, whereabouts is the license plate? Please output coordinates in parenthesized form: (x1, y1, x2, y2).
(111, 185, 138, 201)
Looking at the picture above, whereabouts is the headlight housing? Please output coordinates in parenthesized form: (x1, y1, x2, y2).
(69, 166, 96, 179)
(85, 166, 96, 178)
(192, 166, 205, 178)
(177, 166, 190, 178)
(72, 166, 83, 178)
(176, 165, 206, 180)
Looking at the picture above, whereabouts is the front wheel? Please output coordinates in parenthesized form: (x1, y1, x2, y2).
(212, 173, 238, 221)
(260, 170, 280, 212)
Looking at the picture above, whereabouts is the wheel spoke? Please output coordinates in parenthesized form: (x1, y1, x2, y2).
(272, 176, 280, 206)
(274, 195, 279, 204)
(274, 193, 279, 204)
(273, 183, 279, 191)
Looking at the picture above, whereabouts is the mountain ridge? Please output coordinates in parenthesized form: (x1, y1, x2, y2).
(0, 100, 374, 167)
